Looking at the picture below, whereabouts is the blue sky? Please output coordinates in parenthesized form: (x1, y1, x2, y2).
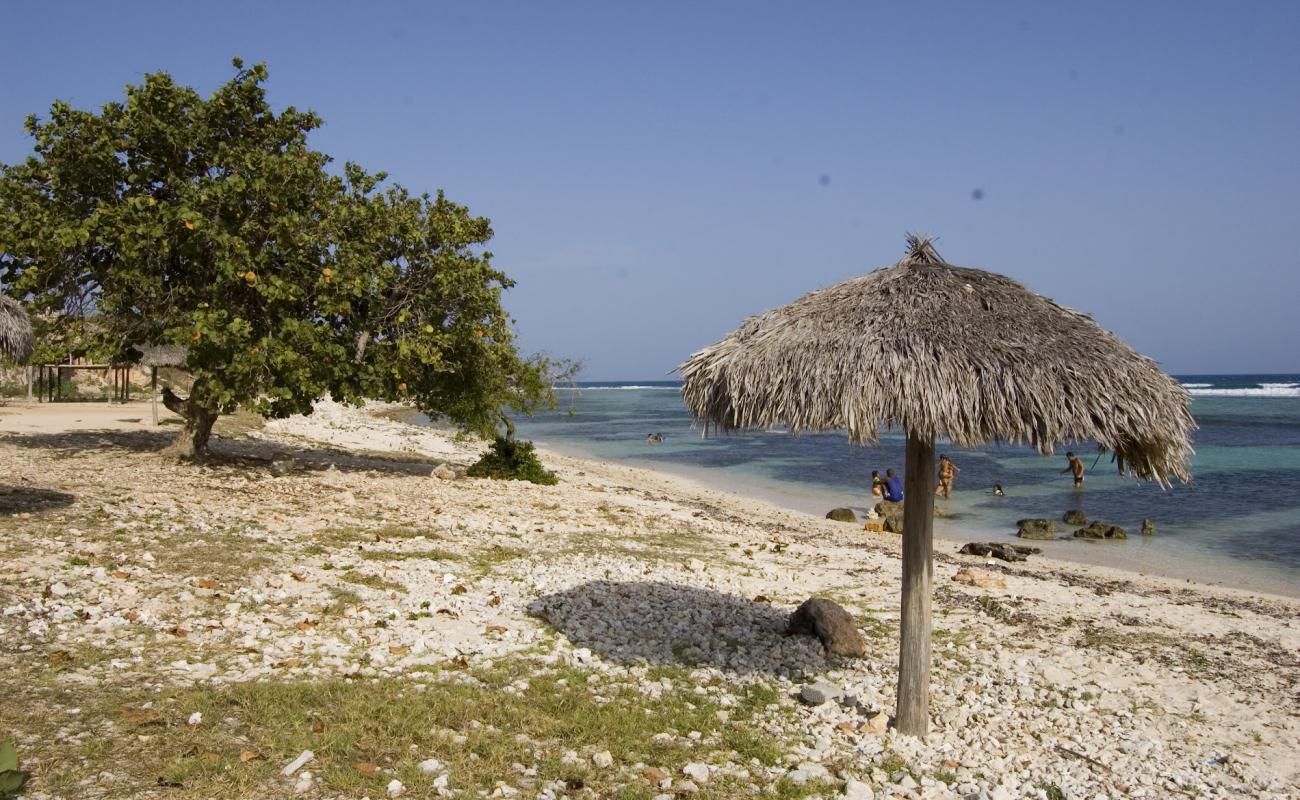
(3, 1, 1297, 378)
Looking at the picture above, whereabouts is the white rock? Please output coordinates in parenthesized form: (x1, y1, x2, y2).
(800, 681, 841, 705)
(787, 762, 832, 785)
(186, 712, 202, 726)
(842, 778, 874, 800)
(592, 750, 614, 769)
(418, 758, 444, 774)
(282, 750, 314, 776)
(47, 582, 70, 598)
(387, 778, 405, 796)
(294, 771, 313, 794)
(682, 762, 710, 783)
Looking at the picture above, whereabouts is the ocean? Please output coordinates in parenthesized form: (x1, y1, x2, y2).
(505, 375, 1300, 597)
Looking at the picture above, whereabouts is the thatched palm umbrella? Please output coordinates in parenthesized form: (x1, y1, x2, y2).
(679, 234, 1193, 737)
(0, 295, 33, 363)
(133, 344, 189, 424)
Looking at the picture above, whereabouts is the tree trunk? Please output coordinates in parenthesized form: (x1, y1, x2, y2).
(499, 413, 516, 442)
(896, 432, 936, 737)
(161, 384, 218, 459)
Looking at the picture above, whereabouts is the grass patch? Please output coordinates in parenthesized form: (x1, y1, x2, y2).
(338, 572, 406, 593)
(469, 545, 526, 574)
(359, 547, 460, 563)
(3, 659, 802, 799)
(321, 588, 363, 616)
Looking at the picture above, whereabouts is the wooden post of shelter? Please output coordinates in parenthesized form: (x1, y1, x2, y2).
(151, 367, 158, 425)
(897, 433, 936, 737)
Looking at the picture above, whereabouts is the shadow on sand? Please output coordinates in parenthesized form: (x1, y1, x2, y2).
(528, 580, 832, 676)
(0, 485, 76, 514)
(1, 429, 447, 479)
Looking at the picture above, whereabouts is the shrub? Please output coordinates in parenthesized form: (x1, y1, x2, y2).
(466, 437, 558, 485)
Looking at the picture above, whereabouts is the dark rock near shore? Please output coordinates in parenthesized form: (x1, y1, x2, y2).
(1141, 518, 1156, 535)
(959, 541, 1041, 562)
(787, 598, 867, 657)
(825, 508, 857, 523)
(1016, 518, 1059, 540)
(1063, 510, 1088, 525)
(1074, 521, 1128, 540)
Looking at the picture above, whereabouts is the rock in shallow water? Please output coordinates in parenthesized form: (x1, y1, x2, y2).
(1063, 509, 1088, 525)
(1017, 518, 1059, 539)
(1074, 521, 1127, 540)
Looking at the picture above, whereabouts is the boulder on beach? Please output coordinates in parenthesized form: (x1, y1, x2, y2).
(1074, 521, 1127, 540)
(874, 501, 904, 533)
(1017, 518, 1059, 540)
(1063, 510, 1088, 525)
(958, 541, 1040, 562)
(786, 597, 866, 657)
(1141, 518, 1156, 535)
(825, 507, 857, 523)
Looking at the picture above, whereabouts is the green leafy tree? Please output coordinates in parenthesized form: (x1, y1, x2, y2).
(0, 59, 569, 457)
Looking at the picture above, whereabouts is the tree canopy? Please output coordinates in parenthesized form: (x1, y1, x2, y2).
(0, 59, 569, 456)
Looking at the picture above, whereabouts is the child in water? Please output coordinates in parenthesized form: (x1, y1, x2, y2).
(992, 483, 1005, 496)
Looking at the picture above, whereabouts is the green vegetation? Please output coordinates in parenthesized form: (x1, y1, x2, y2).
(466, 437, 558, 485)
(0, 58, 571, 458)
(339, 571, 405, 593)
(1037, 782, 1067, 800)
(0, 741, 28, 798)
(5, 659, 808, 799)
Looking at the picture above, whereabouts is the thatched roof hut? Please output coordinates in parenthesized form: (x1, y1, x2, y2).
(0, 295, 33, 363)
(679, 234, 1194, 736)
(134, 344, 188, 369)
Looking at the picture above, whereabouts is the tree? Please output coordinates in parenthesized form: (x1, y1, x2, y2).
(0, 59, 567, 457)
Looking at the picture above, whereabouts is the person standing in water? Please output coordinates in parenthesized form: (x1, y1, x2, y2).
(935, 454, 959, 498)
(1062, 452, 1085, 488)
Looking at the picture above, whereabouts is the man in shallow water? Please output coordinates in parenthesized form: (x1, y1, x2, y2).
(1062, 452, 1085, 488)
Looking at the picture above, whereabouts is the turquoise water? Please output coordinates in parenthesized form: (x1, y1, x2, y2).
(507, 376, 1300, 596)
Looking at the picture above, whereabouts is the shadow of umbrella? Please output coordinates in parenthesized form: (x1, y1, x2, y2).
(0, 485, 75, 514)
(528, 580, 839, 677)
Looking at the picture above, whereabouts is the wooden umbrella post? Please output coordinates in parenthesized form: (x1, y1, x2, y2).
(897, 431, 936, 737)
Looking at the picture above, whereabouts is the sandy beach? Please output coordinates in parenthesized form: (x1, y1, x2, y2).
(2, 399, 1297, 799)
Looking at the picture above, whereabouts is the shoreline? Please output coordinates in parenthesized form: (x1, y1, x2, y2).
(526, 437, 1300, 601)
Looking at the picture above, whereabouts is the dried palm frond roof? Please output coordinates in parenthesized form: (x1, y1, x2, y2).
(679, 235, 1194, 485)
(132, 344, 188, 368)
(0, 295, 33, 363)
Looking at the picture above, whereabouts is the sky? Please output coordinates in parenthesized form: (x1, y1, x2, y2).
(2, 1, 1298, 379)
